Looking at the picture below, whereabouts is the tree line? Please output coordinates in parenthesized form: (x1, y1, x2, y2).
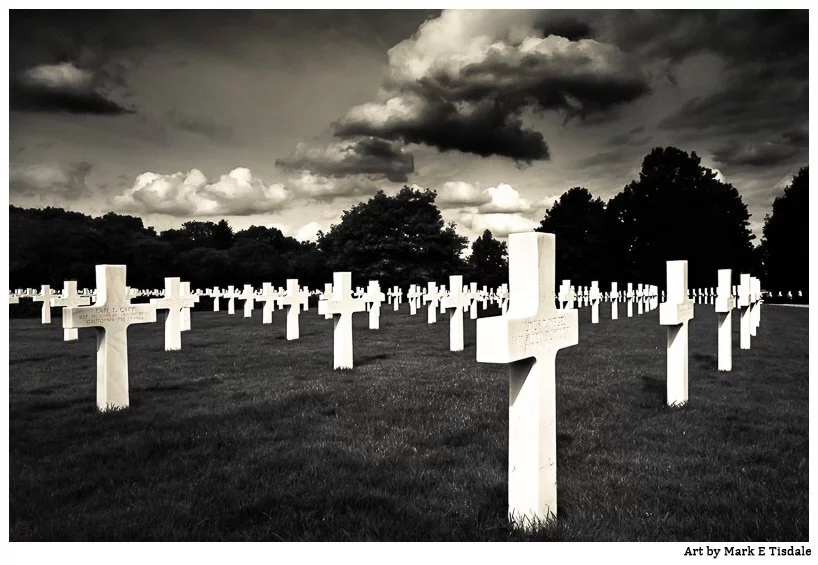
(9, 147, 807, 302)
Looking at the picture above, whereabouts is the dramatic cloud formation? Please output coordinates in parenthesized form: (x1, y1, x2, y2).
(276, 137, 414, 182)
(11, 62, 133, 114)
(434, 181, 492, 208)
(287, 172, 383, 202)
(114, 168, 290, 216)
(477, 183, 533, 214)
(434, 181, 532, 214)
(333, 10, 651, 161)
(10, 161, 94, 199)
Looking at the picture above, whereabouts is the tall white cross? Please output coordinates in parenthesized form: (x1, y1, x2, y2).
(468, 282, 480, 320)
(626, 283, 634, 317)
(321, 272, 365, 369)
(423, 281, 442, 324)
(63, 265, 157, 411)
(750, 277, 761, 336)
(737, 274, 752, 350)
(259, 283, 278, 324)
(610, 282, 619, 320)
(240, 284, 256, 318)
(589, 281, 600, 324)
(476, 232, 578, 528)
(279, 279, 308, 340)
(50, 281, 91, 341)
(224, 285, 239, 315)
(364, 280, 386, 329)
(407, 284, 420, 315)
(441, 275, 470, 352)
(317, 282, 333, 320)
(32, 284, 59, 324)
(209, 287, 223, 312)
(659, 261, 695, 407)
(150, 278, 195, 351)
(715, 269, 735, 371)
(179, 281, 197, 332)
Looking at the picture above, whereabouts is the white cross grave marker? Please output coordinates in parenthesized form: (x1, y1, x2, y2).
(50, 281, 91, 341)
(279, 279, 308, 340)
(150, 277, 195, 351)
(476, 232, 578, 528)
(32, 284, 59, 324)
(715, 269, 735, 371)
(260, 283, 278, 324)
(63, 265, 157, 411)
(321, 272, 366, 369)
(737, 274, 752, 350)
(423, 281, 441, 324)
(658, 261, 695, 407)
(441, 275, 470, 352)
(179, 281, 197, 332)
(240, 284, 256, 318)
(611, 282, 619, 320)
(589, 281, 600, 324)
(364, 280, 386, 329)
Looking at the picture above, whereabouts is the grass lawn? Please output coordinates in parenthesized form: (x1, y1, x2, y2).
(8, 300, 809, 541)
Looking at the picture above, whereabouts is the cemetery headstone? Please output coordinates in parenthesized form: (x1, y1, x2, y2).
(715, 269, 735, 371)
(476, 232, 578, 528)
(658, 261, 695, 407)
(50, 281, 91, 341)
(63, 265, 157, 411)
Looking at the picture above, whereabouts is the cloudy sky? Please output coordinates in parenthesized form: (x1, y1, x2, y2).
(8, 8, 808, 243)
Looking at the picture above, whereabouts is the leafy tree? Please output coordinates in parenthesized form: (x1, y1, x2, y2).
(467, 229, 508, 289)
(536, 187, 609, 285)
(760, 167, 808, 293)
(317, 186, 468, 289)
(605, 147, 756, 288)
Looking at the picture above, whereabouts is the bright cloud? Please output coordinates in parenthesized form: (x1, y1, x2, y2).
(114, 167, 291, 216)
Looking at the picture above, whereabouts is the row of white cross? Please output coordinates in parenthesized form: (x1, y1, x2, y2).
(10, 232, 767, 533)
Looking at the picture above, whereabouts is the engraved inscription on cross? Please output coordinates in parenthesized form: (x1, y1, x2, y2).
(50, 281, 91, 341)
(63, 265, 157, 411)
(475, 232, 579, 528)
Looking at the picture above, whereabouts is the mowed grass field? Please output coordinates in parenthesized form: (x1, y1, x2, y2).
(9, 300, 809, 541)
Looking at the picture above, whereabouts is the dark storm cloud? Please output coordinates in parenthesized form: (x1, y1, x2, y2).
(11, 78, 134, 115)
(632, 10, 808, 138)
(10, 162, 94, 199)
(276, 137, 414, 183)
(10, 12, 143, 114)
(713, 129, 809, 168)
(332, 11, 653, 162)
(335, 99, 550, 162)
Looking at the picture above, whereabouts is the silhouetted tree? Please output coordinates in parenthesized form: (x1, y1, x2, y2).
(467, 229, 508, 289)
(317, 186, 467, 289)
(760, 167, 808, 294)
(536, 186, 609, 285)
(605, 147, 755, 288)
